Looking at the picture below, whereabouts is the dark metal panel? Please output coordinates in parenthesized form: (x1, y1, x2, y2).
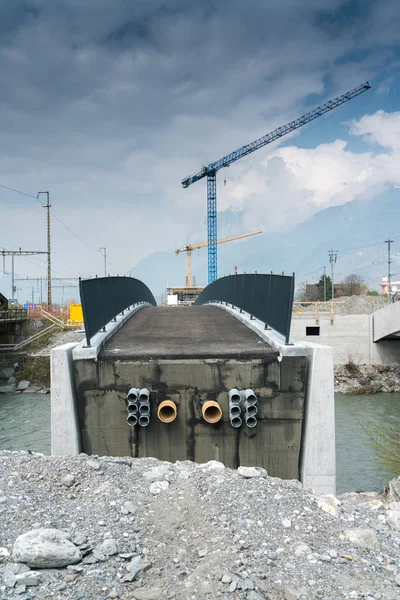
(195, 273, 295, 344)
(80, 276, 156, 346)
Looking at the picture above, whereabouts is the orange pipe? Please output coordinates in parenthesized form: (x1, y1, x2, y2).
(202, 401, 222, 424)
(158, 400, 177, 423)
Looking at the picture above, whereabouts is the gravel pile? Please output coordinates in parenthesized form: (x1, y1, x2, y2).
(295, 296, 389, 316)
(30, 330, 85, 357)
(1, 452, 400, 600)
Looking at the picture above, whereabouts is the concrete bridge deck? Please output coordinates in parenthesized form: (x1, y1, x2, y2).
(101, 305, 277, 361)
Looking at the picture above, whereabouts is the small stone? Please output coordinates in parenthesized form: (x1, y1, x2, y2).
(342, 528, 380, 551)
(121, 501, 137, 515)
(96, 538, 118, 557)
(149, 480, 169, 495)
(294, 543, 311, 556)
(198, 548, 208, 557)
(229, 580, 237, 592)
(108, 590, 119, 599)
(281, 518, 291, 528)
(222, 574, 232, 584)
(143, 465, 171, 481)
(386, 477, 400, 502)
(61, 474, 75, 488)
(15, 571, 42, 586)
(395, 572, 400, 586)
(237, 466, 268, 479)
(201, 460, 225, 470)
(246, 592, 265, 600)
(0, 547, 10, 559)
(131, 588, 162, 600)
(87, 459, 100, 470)
(317, 495, 340, 517)
(71, 533, 87, 546)
(386, 510, 400, 531)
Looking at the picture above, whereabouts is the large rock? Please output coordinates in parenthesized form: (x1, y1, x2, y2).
(0, 383, 17, 394)
(16, 380, 30, 391)
(12, 528, 81, 568)
(0, 367, 14, 380)
(386, 477, 400, 503)
(342, 528, 380, 551)
(237, 466, 268, 479)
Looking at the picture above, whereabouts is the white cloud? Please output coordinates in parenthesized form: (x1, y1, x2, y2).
(221, 110, 400, 232)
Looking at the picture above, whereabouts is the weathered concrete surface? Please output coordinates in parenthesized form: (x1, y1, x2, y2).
(291, 313, 400, 365)
(72, 306, 306, 480)
(101, 306, 277, 360)
(373, 301, 400, 342)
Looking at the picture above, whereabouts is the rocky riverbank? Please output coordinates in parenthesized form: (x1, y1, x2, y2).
(335, 364, 400, 395)
(1, 452, 400, 600)
(0, 362, 50, 395)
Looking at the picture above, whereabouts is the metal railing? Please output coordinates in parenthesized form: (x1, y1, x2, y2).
(195, 273, 295, 344)
(80, 276, 156, 346)
(293, 301, 335, 325)
(0, 309, 28, 322)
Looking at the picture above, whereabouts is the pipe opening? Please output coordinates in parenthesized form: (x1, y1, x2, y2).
(126, 414, 137, 426)
(245, 415, 257, 428)
(245, 404, 258, 417)
(139, 403, 150, 415)
(245, 389, 257, 405)
(202, 401, 222, 424)
(139, 415, 150, 427)
(127, 387, 140, 402)
(230, 416, 242, 428)
(229, 404, 241, 417)
(127, 402, 138, 414)
(229, 389, 241, 404)
(158, 400, 177, 423)
(139, 388, 150, 403)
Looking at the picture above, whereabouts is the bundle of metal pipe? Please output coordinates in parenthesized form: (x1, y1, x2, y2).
(138, 388, 151, 427)
(228, 388, 241, 427)
(244, 389, 257, 428)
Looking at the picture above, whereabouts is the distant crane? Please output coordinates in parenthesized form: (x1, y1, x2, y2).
(181, 81, 371, 284)
(175, 229, 262, 287)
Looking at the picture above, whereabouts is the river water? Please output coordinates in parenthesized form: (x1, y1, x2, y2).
(1, 392, 399, 494)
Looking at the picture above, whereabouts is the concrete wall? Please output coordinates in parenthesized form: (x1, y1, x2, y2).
(373, 301, 400, 342)
(291, 313, 400, 365)
(73, 354, 306, 481)
(51, 304, 336, 495)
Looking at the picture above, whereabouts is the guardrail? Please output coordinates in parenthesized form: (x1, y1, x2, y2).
(80, 276, 157, 346)
(0, 309, 28, 322)
(293, 301, 335, 325)
(195, 273, 295, 344)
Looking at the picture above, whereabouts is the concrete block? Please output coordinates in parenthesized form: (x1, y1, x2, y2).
(51, 343, 80, 456)
(300, 343, 335, 495)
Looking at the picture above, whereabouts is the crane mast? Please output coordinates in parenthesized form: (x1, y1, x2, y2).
(181, 81, 371, 283)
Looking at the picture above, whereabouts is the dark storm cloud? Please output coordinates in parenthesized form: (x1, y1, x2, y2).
(1, 0, 400, 278)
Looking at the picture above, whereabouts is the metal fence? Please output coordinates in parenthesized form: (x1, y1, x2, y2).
(80, 276, 157, 346)
(195, 273, 295, 344)
(0, 309, 28, 323)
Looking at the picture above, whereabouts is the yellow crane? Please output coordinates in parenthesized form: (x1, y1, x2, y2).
(175, 229, 262, 287)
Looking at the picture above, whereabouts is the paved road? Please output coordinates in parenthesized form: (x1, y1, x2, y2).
(101, 305, 276, 360)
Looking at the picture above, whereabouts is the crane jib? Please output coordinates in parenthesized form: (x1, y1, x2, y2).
(181, 81, 371, 188)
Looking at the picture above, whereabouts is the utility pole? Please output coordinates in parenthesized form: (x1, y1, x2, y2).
(1, 249, 48, 302)
(37, 191, 51, 306)
(328, 250, 338, 300)
(385, 238, 394, 297)
(99, 247, 107, 277)
(323, 266, 327, 302)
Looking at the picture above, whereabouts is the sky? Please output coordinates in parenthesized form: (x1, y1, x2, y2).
(1, 0, 400, 301)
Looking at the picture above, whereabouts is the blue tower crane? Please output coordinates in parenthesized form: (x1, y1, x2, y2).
(181, 81, 371, 284)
